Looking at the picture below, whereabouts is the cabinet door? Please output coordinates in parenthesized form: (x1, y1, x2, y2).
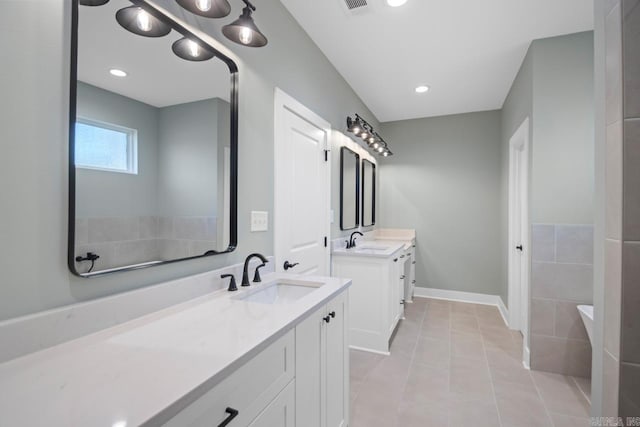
(248, 381, 295, 427)
(326, 291, 348, 427)
(295, 305, 326, 427)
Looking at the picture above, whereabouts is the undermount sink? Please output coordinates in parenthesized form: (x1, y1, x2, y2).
(233, 280, 323, 305)
(354, 246, 389, 252)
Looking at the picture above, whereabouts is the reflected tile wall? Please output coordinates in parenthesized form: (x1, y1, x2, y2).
(74, 216, 217, 273)
(530, 224, 594, 378)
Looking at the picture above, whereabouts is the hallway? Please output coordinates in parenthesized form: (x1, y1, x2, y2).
(349, 298, 591, 427)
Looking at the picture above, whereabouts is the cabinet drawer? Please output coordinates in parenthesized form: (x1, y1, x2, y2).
(248, 380, 295, 427)
(164, 330, 294, 427)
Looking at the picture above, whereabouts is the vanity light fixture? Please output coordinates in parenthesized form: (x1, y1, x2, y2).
(415, 85, 430, 93)
(109, 68, 127, 77)
(176, 0, 231, 18)
(172, 37, 215, 61)
(222, 0, 268, 47)
(79, 0, 110, 5)
(115, 6, 172, 37)
(346, 114, 394, 156)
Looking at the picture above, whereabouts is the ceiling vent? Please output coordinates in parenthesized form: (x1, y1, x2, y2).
(344, 0, 368, 11)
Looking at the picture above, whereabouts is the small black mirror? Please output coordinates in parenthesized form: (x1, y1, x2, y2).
(340, 147, 360, 231)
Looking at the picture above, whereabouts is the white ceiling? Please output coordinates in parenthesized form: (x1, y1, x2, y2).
(280, 0, 593, 122)
(78, 0, 230, 108)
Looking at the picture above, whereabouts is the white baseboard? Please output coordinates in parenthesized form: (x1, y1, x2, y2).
(414, 287, 509, 328)
(522, 345, 531, 369)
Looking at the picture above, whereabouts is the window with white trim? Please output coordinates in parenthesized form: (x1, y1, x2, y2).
(75, 118, 138, 174)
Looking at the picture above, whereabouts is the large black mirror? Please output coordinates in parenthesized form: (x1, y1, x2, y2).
(361, 159, 375, 227)
(69, 0, 238, 277)
(340, 147, 360, 231)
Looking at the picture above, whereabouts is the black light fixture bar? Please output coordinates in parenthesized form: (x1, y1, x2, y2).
(346, 114, 393, 157)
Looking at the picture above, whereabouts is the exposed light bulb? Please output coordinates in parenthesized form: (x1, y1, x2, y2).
(377, 146, 384, 153)
(239, 27, 253, 45)
(368, 136, 375, 144)
(195, 0, 212, 12)
(415, 85, 430, 93)
(361, 132, 369, 140)
(136, 9, 152, 32)
(372, 142, 380, 149)
(187, 39, 200, 57)
(382, 151, 389, 157)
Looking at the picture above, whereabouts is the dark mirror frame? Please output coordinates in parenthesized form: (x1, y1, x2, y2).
(340, 147, 360, 231)
(68, 0, 239, 277)
(361, 159, 376, 227)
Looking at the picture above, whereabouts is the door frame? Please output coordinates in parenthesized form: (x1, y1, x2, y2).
(507, 117, 531, 368)
(273, 88, 331, 273)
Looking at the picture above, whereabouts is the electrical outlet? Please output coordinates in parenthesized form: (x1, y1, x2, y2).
(251, 211, 268, 232)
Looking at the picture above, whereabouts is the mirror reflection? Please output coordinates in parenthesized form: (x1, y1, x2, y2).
(340, 147, 360, 231)
(361, 159, 375, 227)
(71, 0, 237, 276)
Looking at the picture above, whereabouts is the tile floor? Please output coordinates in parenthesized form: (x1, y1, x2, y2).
(349, 298, 592, 427)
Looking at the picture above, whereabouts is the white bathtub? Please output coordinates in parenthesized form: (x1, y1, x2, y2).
(577, 305, 594, 344)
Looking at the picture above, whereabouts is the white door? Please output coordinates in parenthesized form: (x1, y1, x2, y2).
(507, 118, 530, 367)
(274, 89, 331, 275)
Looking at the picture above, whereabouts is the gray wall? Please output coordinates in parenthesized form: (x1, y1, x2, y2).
(0, 0, 377, 321)
(531, 32, 595, 225)
(379, 110, 503, 298)
(158, 98, 219, 217)
(76, 82, 159, 217)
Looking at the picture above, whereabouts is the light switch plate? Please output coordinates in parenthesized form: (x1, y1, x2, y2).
(251, 211, 268, 232)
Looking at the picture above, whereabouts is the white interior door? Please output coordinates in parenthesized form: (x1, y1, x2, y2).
(274, 89, 331, 275)
(508, 118, 530, 368)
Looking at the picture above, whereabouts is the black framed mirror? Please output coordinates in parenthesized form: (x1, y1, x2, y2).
(69, 0, 238, 277)
(340, 147, 360, 231)
(361, 159, 376, 227)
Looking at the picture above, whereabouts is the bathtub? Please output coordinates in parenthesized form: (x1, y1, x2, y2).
(577, 305, 594, 344)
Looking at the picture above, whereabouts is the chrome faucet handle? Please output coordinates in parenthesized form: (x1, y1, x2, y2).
(221, 274, 237, 292)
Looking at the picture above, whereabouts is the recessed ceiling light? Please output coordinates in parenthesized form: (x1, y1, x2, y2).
(387, 0, 407, 7)
(415, 85, 430, 94)
(109, 68, 127, 77)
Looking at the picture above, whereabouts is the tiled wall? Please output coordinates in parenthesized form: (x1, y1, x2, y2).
(530, 224, 594, 378)
(74, 216, 217, 273)
(603, 0, 640, 418)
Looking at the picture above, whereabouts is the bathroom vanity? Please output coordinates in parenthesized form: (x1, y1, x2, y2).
(0, 272, 351, 427)
(331, 229, 415, 355)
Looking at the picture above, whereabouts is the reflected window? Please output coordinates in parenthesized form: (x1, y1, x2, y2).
(75, 118, 138, 174)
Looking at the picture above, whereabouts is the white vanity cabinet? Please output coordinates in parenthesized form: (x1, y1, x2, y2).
(332, 249, 403, 354)
(163, 331, 295, 427)
(295, 291, 349, 427)
(164, 289, 349, 427)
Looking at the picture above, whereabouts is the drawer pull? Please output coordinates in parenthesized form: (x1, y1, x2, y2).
(218, 407, 239, 427)
(394, 258, 398, 262)
(400, 299, 405, 305)
(400, 275, 405, 280)
(412, 280, 416, 284)
(400, 255, 405, 258)
(329, 311, 336, 318)
(412, 261, 416, 265)
(323, 315, 331, 323)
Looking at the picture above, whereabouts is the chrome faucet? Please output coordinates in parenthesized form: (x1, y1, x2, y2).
(346, 231, 364, 249)
(242, 253, 269, 287)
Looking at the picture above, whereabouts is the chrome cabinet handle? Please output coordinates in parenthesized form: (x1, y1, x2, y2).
(218, 407, 239, 427)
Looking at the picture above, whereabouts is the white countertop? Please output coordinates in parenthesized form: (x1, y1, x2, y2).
(332, 240, 407, 258)
(0, 273, 351, 427)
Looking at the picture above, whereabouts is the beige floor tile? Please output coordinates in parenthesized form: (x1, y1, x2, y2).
(449, 356, 494, 403)
(549, 413, 590, 427)
(413, 336, 450, 369)
(447, 400, 501, 427)
(396, 399, 449, 427)
(494, 379, 553, 427)
(403, 362, 450, 402)
(531, 371, 591, 418)
(451, 313, 480, 333)
(350, 349, 383, 381)
(451, 301, 478, 315)
(571, 376, 591, 403)
(451, 334, 487, 362)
